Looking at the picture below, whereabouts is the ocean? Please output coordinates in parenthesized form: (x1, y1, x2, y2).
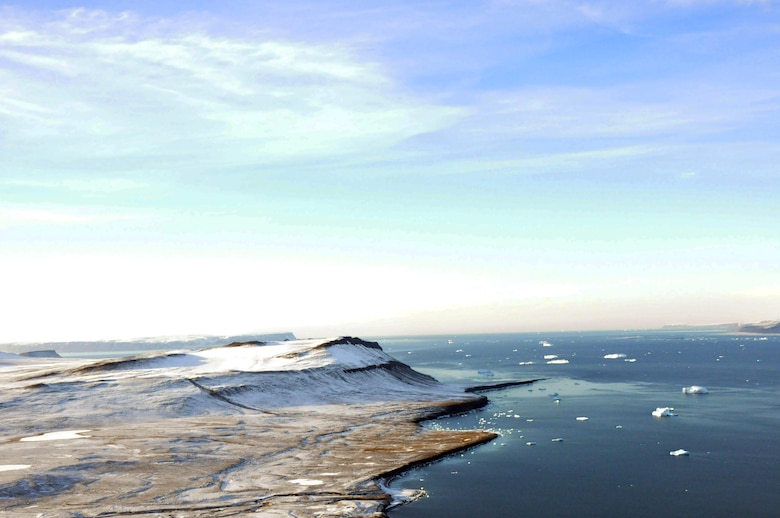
(377, 331, 780, 518)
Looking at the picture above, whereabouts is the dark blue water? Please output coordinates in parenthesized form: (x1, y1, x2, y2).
(377, 331, 780, 518)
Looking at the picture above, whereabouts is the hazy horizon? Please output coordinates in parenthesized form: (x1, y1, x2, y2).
(2, 1, 779, 342)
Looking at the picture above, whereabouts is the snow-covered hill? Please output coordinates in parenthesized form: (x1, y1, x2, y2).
(0, 337, 494, 517)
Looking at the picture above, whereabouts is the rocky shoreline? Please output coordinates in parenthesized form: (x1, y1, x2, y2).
(0, 337, 533, 517)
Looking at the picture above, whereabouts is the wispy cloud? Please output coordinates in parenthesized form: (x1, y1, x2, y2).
(0, 8, 462, 184)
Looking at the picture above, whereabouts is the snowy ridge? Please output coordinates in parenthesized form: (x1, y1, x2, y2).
(0, 336, 492, 517)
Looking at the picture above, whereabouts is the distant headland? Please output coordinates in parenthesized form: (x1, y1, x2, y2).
(663, 320, 780, 334)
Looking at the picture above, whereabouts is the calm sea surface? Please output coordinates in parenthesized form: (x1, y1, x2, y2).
(376, 331, 780, 518)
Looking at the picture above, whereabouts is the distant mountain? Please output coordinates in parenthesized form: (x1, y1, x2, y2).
(737, 320, 780, 334)
(662, 323, 739, 332)
(0, 332, 297, 355)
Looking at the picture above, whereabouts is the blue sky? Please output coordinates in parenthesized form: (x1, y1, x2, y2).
(1, 1, 779, 342)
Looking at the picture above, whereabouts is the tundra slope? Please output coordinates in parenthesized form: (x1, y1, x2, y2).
(0, 337, 496, 517)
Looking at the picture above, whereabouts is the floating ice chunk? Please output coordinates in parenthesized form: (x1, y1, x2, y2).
(652, 407, 677, 417)
(669, 449, 690, 456)
(682, 386, 709, 394)
(624, 358, 637, 362)
(518, 361, 536, 365)
(543, 354, 558, 360)
(575, 416, 589, 421)
(603, 353, 626, 359)
(547, 359, 569, 364)
(615, 425, 623, 429)
(539, 341, 553, 347)
(551, 438, 564, 442)
(526, 441, 537, 446)
(20, 430, 91, 442)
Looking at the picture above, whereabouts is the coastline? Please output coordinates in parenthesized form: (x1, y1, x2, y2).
(0, 338, 525, 517)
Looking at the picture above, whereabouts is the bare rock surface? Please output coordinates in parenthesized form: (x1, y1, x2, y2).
(0, 338, 495, 517)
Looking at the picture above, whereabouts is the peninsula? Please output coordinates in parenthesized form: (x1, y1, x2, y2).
(0, 336, 515, 516)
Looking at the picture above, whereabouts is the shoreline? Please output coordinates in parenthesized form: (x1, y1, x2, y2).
(0, 339, 538, 517)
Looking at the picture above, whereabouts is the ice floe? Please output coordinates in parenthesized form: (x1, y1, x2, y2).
(669, 449, 690, 456)
(652, 407, 677, 417)
(575, 416, 589, 421)
(603, 353, 626, 359)
(547, 359, 569, 364)
(543, 354, 558, 360)
(682, 385, 709, 394)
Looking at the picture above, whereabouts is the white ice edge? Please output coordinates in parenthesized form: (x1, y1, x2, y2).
(378, 479, 427, 509)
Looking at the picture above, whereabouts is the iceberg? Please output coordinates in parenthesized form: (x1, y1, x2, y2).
(682, 385, 709, 394)
(0, 336, 505, 517)
(652, 407, 678, 417)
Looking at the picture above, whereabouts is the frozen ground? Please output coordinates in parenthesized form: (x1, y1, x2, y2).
(0, 337, 495, 517)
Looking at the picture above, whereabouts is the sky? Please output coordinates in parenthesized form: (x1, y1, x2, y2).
(1, 0, 779, 342)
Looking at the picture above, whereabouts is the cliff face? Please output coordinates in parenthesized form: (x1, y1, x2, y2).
(0, 337, 494, 517)
(738, 320, 780, 334)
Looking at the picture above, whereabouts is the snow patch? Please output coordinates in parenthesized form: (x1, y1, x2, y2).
(0, 465, 31, 472)
(289, 478, 323, 486)
(20, 430, 91, 442)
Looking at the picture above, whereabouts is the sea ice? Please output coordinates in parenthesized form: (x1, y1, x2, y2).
(669, 449, 690, 456)
(682, 385, 709, 394)
(603, 353, 626, 359)
(547, 359, 569, 364)
(543, 355, 558, 360)
(652, 407, 677, 417)
(551, 438, 564, 442)
(575, 417, 588, 421)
